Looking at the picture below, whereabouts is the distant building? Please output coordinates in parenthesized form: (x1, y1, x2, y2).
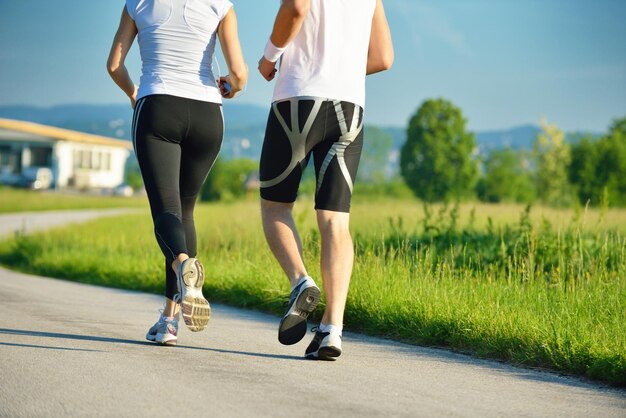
(0, 118, 132, 190)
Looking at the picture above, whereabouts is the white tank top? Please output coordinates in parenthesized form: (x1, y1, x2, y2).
(273, 0, 376, 107)
(126, 0, 232, 103)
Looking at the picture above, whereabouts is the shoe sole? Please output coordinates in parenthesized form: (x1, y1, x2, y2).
(278, 285, 321, 345)
(306, 346, 342, 361)
(178, 259, 211, 332)
(155, 333, 178, 346)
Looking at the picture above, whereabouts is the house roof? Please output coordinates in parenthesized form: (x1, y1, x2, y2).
(0, 118, 133, 150)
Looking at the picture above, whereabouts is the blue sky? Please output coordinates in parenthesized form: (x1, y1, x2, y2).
(0, 0, 624, 131)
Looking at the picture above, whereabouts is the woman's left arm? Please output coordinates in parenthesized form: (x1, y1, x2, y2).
(107, 6, 138, 108)
(217, 7, 249, 98)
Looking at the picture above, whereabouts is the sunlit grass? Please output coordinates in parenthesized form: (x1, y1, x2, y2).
(0, 187, 146, 213)
(0, 198, 624, 386)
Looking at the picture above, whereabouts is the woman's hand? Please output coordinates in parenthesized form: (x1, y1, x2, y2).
(218, 75, 243, 99)
(129, 85, 138, 108)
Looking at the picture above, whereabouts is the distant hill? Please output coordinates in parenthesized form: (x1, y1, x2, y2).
(475, 125, 542, 152)
(0, 104, 598, 160)
(0, 103, 269, 159)
(378, 125, 543, 153)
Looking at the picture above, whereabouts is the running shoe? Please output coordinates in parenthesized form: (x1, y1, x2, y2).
(278, 276, 321, 345)
(177, 258, 211, 332)
(146, 314, 178, 346)
(304, 328, 342, 360)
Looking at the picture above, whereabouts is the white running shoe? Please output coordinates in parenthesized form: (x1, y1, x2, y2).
(146, 314, 178, 346)
(177, 258, 210, 332)
(278, 276, 321, 345)
(305, 328, 342, 360)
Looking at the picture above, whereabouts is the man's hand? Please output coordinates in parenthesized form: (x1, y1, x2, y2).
(258, 56, 278, 81)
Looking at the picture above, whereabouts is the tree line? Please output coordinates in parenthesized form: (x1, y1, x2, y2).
(126, 97, 624, 207)
(400, 98, 626, 207)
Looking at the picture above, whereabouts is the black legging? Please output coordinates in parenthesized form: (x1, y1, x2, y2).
(132, 94, 223, 300)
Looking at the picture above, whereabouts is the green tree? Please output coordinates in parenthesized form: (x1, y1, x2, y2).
(200, 158, 258, 202)
(124, 156, 144, 191)
(477, 149, 535, 203)
(358, 125, 393, 183)
(200, 159, 224, 202)
(596, 116, 626, 206)
(400, 98, 478, 201)
(220, 158, 258, 199)
(569, 135, 601, 205)
(533, 119, 573, 206)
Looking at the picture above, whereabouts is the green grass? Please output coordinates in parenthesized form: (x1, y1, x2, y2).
(0, 187, 146, 213)
(0, 198, 624, 386)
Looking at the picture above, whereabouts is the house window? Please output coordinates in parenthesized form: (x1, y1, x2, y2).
(0, 146, 10, 169)
(103, 152, 111, 171)
(73, 149, 93, 169)
(92, 152, 101, 170)
(30, 147, 52, 166)
(72, 149, 112, 171)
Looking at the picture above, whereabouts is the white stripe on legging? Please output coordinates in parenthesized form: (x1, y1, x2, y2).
(132, 98, 146, 157)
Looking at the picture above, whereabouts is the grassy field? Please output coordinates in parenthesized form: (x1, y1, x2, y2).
(0, 198, 624, 386)
(0, 187, 146, 213)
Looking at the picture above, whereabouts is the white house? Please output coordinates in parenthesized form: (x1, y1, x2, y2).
(0, 118, 132, 190)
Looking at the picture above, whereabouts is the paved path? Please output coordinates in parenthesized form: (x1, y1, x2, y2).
(0, 211, 624, 417)
(0, 209, 136, 239)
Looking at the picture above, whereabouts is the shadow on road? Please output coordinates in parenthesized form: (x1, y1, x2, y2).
(0, 341, 103, 352)
(0, 327, 154, 347)
(0, 327, 303, 361)
(176, 344, 303, 361)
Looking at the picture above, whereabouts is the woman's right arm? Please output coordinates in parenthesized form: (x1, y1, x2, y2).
(106, 6, 138, 108)
(217, 7, 248, 99)
(367, 0, 394, 75)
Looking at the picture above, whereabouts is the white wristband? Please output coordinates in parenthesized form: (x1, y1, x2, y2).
(263, 38, 286, 63)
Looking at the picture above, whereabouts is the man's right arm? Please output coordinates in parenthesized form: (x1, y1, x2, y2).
(258, 0, 311, 81)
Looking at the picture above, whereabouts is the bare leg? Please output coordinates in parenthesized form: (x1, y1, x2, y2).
(171, 253, 190, 275)
(163, 297, 180, 318)
(261, 198, 308, 287)
(317, 209, 354, 326)
(162, 253, 190, 317)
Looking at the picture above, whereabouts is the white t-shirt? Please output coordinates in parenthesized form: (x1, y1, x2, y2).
(272, 0, 376, 108)
(126, 0, 232, 103)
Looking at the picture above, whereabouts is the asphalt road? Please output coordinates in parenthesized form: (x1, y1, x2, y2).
(0, 210, 624, 417)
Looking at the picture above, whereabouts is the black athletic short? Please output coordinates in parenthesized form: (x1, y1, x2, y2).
(259, 97, 364, 213)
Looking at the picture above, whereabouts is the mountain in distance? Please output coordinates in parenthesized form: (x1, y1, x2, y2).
(371, 125, 544, 155)
(0, 103, 270, 160)
(0, 103, 597, 159)
(475, 125, 542, 152)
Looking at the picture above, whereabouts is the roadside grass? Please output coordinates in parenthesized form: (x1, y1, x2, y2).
(0, 199, 624, 386)
(0, 187, 146, 213)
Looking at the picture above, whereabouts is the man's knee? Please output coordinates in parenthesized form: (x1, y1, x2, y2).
(261, 198, 294, 216)
(317, 210, 350, 236)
